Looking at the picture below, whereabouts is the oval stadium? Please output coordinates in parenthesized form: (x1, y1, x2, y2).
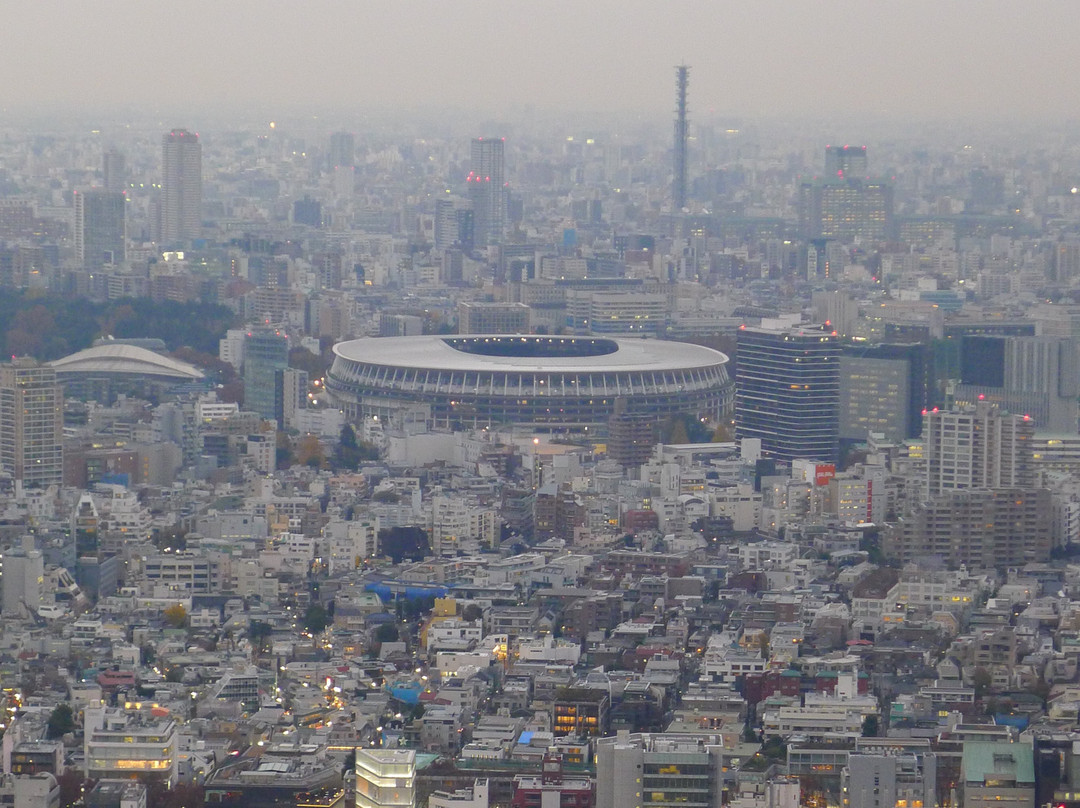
(327, 334, 732, 434)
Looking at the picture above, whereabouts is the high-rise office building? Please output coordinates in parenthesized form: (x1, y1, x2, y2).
(922, 401, 1035, 498)
(801, 147, 888, 243)
(328, 131, 356, 170)
(0, 359, 63, 489)
(735, 319, 841, 464)
(355, 749, 415, 808)
(74, 189, 126, 268)
(103, 147, 126, 192)
(161, 128, 202, 243)
(673, 65, 690, 211)
(798, 179, 894, 242)
(953, 335, 1080, 433)
(824, 145, 868, 179)
(243, 329, 289, 421)
(467, 137, 506, 247)
(839, 342, 928, 443)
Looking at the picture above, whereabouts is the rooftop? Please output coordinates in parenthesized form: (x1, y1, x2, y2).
(51, 343, 205, 380)
(962, 741, 1034, 785)
(333, 334, 727, 373)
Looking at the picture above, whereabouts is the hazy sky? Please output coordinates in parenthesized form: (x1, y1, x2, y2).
(4, 1, 1078, 122)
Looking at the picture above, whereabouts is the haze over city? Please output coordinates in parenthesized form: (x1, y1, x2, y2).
(4, 0, 1079, 121)
(4, 3, 1080, 808)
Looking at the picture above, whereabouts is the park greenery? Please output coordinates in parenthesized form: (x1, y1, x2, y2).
(0, 291, 237, 360)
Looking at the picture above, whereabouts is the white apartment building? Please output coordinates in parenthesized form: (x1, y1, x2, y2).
(485, 554, 548, 585)
(923, 402, 1034, 497)
(710, 482, 762, 532)
(517, 635, 581, 666)
(355, 749, 416, 808)
(702, 637, 767, 683)
(426, 619, 484, 653)
(142, 552, 219, 594)
(272, 532, 317, 569)
(738, 541, 800, 570)
(218, 328, 246, 370)
(196, 396, 239, 423)
(761, 706, 865, 742)
(891, 566, 987, 615)
(84, 704, 177, 787)
(429, 495, 498, 556)
(322, 518, 379, 574)
(243, 433, 275, 474)
(94, 485, 153, 551)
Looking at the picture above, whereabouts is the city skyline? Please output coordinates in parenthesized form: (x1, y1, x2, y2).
(0, 5, 1079, 803)
(1, 1, 1078, 122)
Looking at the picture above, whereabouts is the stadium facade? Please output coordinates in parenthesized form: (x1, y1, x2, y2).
(327, 335, 731, 434)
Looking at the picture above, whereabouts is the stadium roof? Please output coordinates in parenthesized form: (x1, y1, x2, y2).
(50, 344, 205, 380)
(333, 335, 727, 373)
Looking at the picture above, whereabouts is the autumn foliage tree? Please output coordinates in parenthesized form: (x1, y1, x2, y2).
(296, 434, 326, 468)
(163, 603, 188, 629)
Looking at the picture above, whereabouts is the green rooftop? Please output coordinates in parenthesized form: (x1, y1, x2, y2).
(962, 741, 1034, 785)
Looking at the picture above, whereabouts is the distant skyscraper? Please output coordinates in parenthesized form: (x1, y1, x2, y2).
(673, 65, 689, 211)
(467, 137, 506, 246)
(801, 145, 890, 242)
(161, 128, 202, 243)
(74, 189, 126, 268)
(434, 195, 473, 252)
(103, 148, 126, 192)
(0, 359, 63, 489)
(735, 319, 841, 464)
(798, 178, 894, 242)
(328, 131, 356, 169)
(243, 329, 289, 421)
(824, 145, 868, 179)
(293, 196, 322, 228)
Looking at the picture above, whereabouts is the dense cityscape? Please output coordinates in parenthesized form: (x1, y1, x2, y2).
(2, 14, 1080, 808)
